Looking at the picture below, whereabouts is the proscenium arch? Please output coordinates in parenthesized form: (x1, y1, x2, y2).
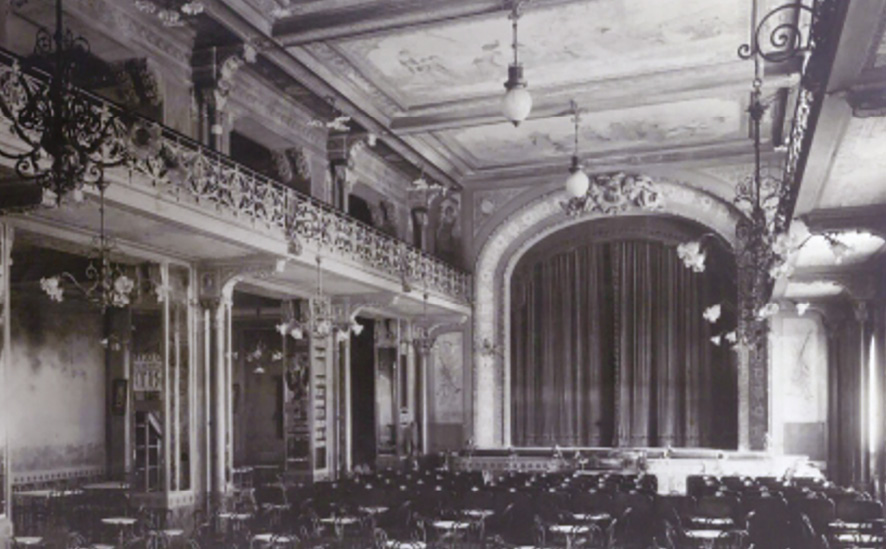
(472, 180, 743, 447)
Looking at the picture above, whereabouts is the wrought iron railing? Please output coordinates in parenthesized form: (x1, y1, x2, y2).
(0, 49, 471, 303)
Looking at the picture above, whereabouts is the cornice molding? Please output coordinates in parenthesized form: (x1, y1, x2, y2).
(800, 205, 886, 238)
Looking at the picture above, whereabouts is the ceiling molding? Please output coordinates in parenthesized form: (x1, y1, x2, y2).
(388, 63, 797, 135)
(800, 205, 886, 238)
(272, 0, 580, 46)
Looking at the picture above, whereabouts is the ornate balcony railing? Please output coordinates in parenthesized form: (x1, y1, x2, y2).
(0, 49, 471, 303)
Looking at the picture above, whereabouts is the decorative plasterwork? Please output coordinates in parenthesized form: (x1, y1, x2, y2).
(471, 180, 740, 447)
(333, 0, 745, 108)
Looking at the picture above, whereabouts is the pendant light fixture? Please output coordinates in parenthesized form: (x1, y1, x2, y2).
(501, 0, 532, 126)
(564, 100, 589, 198)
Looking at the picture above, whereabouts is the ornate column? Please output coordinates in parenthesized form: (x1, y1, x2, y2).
(198, 270, 237, 504)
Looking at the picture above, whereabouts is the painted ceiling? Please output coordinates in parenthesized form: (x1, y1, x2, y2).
(333, 0, 744, 107)
(286, 0, 777, 185)
(438, 98, 743, 168)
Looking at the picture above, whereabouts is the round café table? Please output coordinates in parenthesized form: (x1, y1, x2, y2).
(101, 517, 138, 548)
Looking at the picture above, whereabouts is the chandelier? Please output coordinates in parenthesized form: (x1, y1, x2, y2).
(500, 0, 532, 126)
(39, 183, 135, 311)
(276, 256, 363, 342)
(0, 0, 129, 202)
(563, 100, 589, 198)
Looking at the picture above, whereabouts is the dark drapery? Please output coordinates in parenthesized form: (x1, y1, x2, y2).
(511, 236, 736, 449)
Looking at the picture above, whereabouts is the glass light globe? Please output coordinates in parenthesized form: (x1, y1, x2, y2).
(565, 168, 590, 198)
(501, 87, 532, 126)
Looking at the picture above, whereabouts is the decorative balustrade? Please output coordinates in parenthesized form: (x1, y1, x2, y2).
(0, 49, 471, 303)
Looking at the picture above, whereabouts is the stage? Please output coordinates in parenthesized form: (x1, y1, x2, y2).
(449, 447, 823, 494)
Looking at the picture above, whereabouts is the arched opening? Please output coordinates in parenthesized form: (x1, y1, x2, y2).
(509, 215, 737, 449)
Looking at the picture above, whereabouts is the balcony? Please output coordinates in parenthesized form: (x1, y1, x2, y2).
(0, 50, 471, 305)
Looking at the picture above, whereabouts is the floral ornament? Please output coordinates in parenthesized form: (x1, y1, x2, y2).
(290, 326, 305, 340)
(676, 241, 706, 273)
(40, 276, 64, 302)
(253, 364, 266, 375)
(703, 304, 722, 324)
(756, 302, 780, 320)
(271, 351, 284, 362)
(276, 322, 289, 336)
(724, 331, 738, 344)
(796, 302, 811, 316)
(335, 330, 349, 344)
(710, 335, 722, 346)
(127, 121, 162, 162)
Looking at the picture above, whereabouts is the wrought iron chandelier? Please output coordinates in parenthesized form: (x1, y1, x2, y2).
(0, 0, 129, 202)
(501, 0, 532, 126)
(276, 255, 362, 342)
(39, 182, 135, 311)
(678, 0, 823, 348)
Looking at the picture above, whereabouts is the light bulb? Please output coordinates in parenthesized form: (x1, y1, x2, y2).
(565, 167, 589, 198)
(501, 87, 532, 127)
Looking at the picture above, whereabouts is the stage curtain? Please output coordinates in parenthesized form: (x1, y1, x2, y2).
(511, 239, 736, 448)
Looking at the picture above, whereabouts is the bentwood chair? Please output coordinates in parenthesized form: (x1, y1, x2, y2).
(830, 499, 885, 548)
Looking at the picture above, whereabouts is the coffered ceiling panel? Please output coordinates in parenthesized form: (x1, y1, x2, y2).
(436, 97, 744, 169)
(329, 0, 745, 109)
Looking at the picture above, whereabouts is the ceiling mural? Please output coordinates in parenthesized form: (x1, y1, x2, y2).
(439, 98, 742, 168)
(333, 0, 744, 107)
